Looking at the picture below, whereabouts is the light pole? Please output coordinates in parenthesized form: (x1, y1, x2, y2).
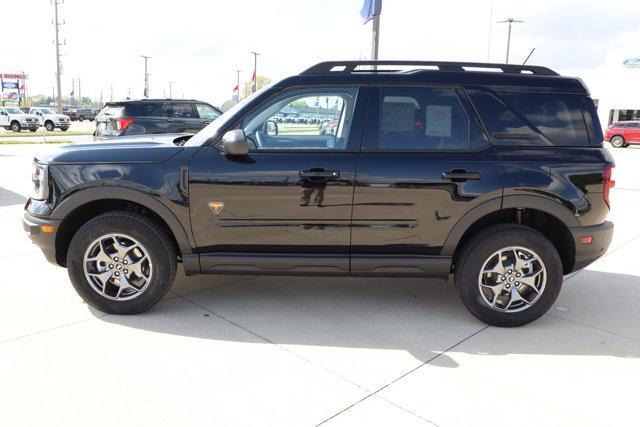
(140, 55, 151, 97)
(234, 69, 241, 101)
(250, 51, 260, 93)
(498, 18, 523, 64)
(168, 81, 175, 98)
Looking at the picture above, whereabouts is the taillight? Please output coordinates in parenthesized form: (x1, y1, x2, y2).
(115, 117, 134, 131)
(603, 164, 615, 208)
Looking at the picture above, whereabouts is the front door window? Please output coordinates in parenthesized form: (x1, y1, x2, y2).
(240, 88, 359, 150)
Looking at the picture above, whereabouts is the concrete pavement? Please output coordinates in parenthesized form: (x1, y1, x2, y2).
(1, 144, 639, 426)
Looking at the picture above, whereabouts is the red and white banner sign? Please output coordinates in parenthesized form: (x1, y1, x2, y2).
(1, 73, 27, 79)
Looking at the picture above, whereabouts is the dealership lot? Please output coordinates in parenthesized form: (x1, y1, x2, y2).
(1, 144, 639, 426)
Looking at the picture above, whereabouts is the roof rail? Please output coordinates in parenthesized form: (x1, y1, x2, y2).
(301, 61, 559, 76)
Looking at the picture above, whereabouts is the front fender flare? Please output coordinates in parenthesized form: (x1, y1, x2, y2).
(52, 186, 194, 257)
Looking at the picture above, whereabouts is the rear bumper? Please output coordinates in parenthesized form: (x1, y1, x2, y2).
(22, 212, 62, 266)
(570, 221, 614, 272)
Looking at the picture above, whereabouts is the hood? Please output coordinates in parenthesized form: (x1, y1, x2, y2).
(34, 140, 185, 165)
(54, 114, 70, 120)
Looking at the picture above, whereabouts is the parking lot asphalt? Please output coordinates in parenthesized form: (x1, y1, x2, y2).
(1, 143, 639, 426)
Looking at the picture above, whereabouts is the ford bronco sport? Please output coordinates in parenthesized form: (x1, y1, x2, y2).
(23, 61, 614, 326)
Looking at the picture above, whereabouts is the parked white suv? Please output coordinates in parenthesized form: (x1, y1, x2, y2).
(0, 107, 40, 132)
(23, 107, 70, 131)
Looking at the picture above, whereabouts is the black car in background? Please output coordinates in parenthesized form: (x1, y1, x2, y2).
(94, 99, 222, 137)
(76, 108, 99, 122)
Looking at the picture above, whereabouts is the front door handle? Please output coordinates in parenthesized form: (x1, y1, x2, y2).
(441, 170, 481, 181)
(299, 169, 340, 179)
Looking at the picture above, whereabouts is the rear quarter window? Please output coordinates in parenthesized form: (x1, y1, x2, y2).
(124, 103, 168, 117)
(467, 89, 590, 147)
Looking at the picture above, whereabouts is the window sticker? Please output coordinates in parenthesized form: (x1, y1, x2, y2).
(381, 101, 416, 132)
(425, 105, 452, 137)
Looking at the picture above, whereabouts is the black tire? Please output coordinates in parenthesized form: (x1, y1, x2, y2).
(610, 135, 625, 148)
(44, 121, 55, 132)
(67, 211, 177, 314)
(60, 126, 69, 131)
(29, 128, 37, 132)
(10, 121, 21, 132)
(79, 116, 84, 122)
(455, 224, 563, 327)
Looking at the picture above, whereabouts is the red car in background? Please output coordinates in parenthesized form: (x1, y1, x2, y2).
(604, 121, 640, 148)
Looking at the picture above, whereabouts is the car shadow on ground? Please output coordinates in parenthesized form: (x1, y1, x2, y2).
(98, 269, 640, 365)
(0, 186, 26, 208)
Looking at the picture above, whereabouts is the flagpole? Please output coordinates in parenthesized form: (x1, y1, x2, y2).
(371, 13, 380, 61)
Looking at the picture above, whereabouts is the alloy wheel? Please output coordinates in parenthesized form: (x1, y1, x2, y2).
(477, 246, 546, 313)
(83, 233, 152, 301)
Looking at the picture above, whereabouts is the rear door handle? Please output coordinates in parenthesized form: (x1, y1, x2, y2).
(299, 169, 341, 179)
(441, 170, 481, 181)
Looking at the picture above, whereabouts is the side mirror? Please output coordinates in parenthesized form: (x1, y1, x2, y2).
(265, 120, 278, 136)
(220, 129, 250, 155)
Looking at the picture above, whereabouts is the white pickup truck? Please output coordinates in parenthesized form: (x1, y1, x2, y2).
(22, 107, 70, 131)
(0, 107, 40, 132)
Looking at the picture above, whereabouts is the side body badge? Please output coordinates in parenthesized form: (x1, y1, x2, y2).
(208, 201, 225, 215)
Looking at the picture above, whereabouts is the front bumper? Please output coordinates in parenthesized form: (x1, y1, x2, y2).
(570, 221, 614, 272)
(22, 211, 62, 266)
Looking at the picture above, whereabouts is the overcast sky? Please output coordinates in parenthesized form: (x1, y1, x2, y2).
(2, 0, 639, 106)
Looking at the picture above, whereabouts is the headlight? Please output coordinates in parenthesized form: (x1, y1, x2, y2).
(31, 163, 49, 200)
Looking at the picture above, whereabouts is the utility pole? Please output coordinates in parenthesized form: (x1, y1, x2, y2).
(498, 18, 523, 64)
(71, 77, 75, 106)
(53, 0, 63, 113)
(126, 87, 132, 98)
(78, 78, 82, 106)
(140, 55, 151, 97)
(250, 51, 260, 93)
(110, 83, 113, 101)
(168, 81, 175, 98)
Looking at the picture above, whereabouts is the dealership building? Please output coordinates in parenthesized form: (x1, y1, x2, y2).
(591, 39, 640, 129)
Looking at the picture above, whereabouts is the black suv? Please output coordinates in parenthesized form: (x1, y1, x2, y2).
(23, 61, 614, 326)
(94, 99, 222, 137)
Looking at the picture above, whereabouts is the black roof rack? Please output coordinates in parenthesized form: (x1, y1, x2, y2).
(301, 61, 559, 76)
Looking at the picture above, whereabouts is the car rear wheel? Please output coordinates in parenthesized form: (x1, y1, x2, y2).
(67, 211, 177, 314)
(610, 135, 625, 148)
(10, 121, 21, 132)
(60, 126, 69, 131)
(44, 121, 55, 132)
(79, 116, 84, 122)
(455, 224, 563, 327)
(29, 128, 37, 132)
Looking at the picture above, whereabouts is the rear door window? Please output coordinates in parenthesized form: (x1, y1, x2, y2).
(375, 87, 474, 150)
(170, 103, 197, 118)
(194, 104, 221, 120)
(467, 89, 590, 146)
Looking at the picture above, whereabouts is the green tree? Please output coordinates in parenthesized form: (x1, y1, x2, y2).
(242, 75, 272, 99)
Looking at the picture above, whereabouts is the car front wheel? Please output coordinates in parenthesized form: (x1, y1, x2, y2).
(67, 211, 177, 314)
(455, 224, 563, 327)
(44, 121, 55, 132)
(11, 122, 21, 132)
(610, 135, 625, 148)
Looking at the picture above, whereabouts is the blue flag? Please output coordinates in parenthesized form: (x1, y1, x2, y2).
(360, 0, 381, 24)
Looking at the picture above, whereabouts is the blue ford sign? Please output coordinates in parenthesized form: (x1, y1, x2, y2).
(623, 58, 640, 68)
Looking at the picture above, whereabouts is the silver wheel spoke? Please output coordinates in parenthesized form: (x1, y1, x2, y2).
(519, 269, 542, 291)
(88, 270, 114, 292)
(505, 286, 530, 310)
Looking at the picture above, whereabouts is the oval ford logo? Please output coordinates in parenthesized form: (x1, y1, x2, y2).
(623, 58, 640, 68)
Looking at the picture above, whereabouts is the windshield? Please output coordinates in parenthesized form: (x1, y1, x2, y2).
(6, 108, 23, 114)
(184, 84, 273, 147)
(40, 108, 55, 114)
